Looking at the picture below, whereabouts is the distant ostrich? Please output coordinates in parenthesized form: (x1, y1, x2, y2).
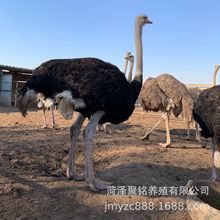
(37, 93, 56, 129)
(140, 74, 194, 147)
(187, 87, 202, 141)
(17, 15, 151, 191)
(122, 51, 134, 82)
(193, 64, 220, 181)
(96, 51, 134, 134)
(123, 51, 132, 74)
(126, 53, 134, 83)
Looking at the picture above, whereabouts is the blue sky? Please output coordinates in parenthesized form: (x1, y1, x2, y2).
(0, 0, 220, 84)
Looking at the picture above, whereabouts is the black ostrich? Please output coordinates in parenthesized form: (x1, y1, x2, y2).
(17, 15, 152, 191)
(193, 64, 220, 181)
(194, 86, 220, 181)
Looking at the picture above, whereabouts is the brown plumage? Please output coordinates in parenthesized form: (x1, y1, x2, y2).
(188, 87, 202, 102)
(140, 73, 194, 147)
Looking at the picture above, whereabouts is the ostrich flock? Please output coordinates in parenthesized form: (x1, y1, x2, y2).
(15, 15, 220, 191)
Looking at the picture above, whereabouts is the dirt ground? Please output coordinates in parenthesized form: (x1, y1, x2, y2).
(0, 107, 213, 220)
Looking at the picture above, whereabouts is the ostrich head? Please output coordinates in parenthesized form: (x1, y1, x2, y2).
(125, 52, 134, 63)
(123, 51, 131, 74)
(137, 15, 152, 26)
(124, 51, 131, 60)
(17, 86, 37, 117)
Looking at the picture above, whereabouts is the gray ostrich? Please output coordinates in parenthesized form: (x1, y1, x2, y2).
(97, 51, 134, 134)
(17, 15, 151, 191)
(37, 93, 56, 129)
(194, 86, 220, 181)
(140, 74, 194, 147)
(193, 64, 220, 181)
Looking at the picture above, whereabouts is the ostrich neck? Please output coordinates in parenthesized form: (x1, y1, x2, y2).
(123, 58, 129, 74)
(212, 65, 220, 86)
(134, 22, 143, 82)
(127, 60, 134, 82)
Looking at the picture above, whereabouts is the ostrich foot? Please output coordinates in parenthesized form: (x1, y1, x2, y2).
(52, 126, 59, 130)
(66, 168, 85, 181)
(210, 176, 220, 182)
(103, 124, 111, 134)
(159, 142, 170, 148)
(140, 134, 150, 141)
(196, 138, 201, 143)
(73, 173, 85, 181)
(89, 179, 109, 192)
(104, 129, 111, 134)
(210, 176, 216, 181)
(209, 167, 220, 182)
(42, 125, 48, 129)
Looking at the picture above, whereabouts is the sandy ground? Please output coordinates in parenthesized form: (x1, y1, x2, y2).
(0, 107, 213, 220)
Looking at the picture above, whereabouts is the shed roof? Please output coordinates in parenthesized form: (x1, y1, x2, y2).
(0, 64, 32, 75)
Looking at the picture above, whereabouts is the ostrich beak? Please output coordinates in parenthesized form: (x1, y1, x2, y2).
(125, 52, 131, 59)
(146, 20, 152, 24)
(144, 16, 152, 24)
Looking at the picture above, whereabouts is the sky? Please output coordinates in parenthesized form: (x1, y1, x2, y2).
(0, 0, 220, 84)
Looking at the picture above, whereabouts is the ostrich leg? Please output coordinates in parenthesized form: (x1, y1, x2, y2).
(103, 123, 111, 134)
(210, 138, 220, 181)
(51, 104, 56, 128)
(186, 121, 190, 140)
(96, 123, 111, 134)
(83, 111, 107, 191)
(210, 138, 218, 181)
(195, 122, 200, 142)
(159, 112, 171, 148)
(67, 113, 85, 180)
(140, 112, 167, 140)
(96, 124, 101, 131)
(42, 107, 47, 129)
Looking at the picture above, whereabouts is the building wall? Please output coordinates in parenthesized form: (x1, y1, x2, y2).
(0, 73, 12, 107)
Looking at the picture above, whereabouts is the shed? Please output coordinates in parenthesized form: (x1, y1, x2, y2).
(0, 65, 32, 107)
